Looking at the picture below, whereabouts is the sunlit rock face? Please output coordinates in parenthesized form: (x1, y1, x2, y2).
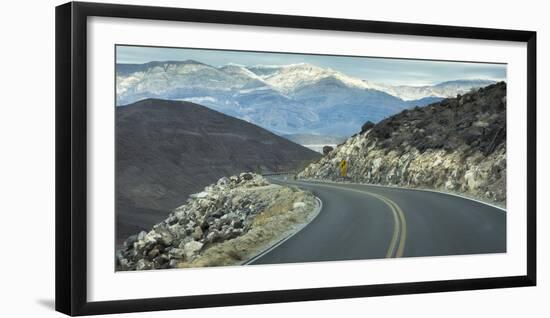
(299, 82, 507, 205)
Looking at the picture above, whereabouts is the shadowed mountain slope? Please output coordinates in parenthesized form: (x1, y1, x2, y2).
(116, 99, 320, 242)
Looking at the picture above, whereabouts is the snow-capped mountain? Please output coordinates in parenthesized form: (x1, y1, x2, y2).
(116, 60, 496, 137)
(117, 60, 244, 104)
(249, 63, 372, 93)
(364, 79, 496, 101)
(217, 64, 267, 88)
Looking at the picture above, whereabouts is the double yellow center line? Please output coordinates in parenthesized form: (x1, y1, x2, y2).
(292, 180, 407, 258)
(366, 191, 407, 258)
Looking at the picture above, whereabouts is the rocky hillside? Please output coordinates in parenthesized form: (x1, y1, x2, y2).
(298, 82, 506, 204)
(116, 99, 319, 243)
(116, 173, 317, 270)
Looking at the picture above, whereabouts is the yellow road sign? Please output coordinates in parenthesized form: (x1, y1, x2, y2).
(340, 159, 348, 177)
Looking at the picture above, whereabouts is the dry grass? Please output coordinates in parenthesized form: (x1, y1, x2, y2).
(176, 187, 317, 268)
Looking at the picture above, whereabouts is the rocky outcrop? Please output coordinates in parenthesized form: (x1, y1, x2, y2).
(298, 82, 506, 204)
(323, 146, 334, 156)
(116, 173, 317, 270)
(360, 121, 375, 134)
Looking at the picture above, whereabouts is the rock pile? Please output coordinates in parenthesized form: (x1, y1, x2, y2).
(299, 82, 507, 204)
(116, 173, 311, 270)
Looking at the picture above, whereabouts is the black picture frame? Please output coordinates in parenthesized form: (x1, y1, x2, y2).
(55, 1, 537, 316)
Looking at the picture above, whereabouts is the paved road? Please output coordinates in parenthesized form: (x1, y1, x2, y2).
(250, 177, 506, 265)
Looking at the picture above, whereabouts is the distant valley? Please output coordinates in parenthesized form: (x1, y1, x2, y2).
(282, 133, 347, 153)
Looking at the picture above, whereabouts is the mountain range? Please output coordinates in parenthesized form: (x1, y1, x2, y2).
(116, 60, 496, 137)
(363, 79, 498, 101)
(116, 98, 320, 243)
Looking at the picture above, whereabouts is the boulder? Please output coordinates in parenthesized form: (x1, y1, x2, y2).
(217, 176, 230, 186)
(191, 226, 203, 240)
(205, 231, 220, 245)
(147, 248, 160, 259)
(135, 259, 153, 271)
(293, 202, 306, 209)
(123, 234, 138, 250)
(118, 258, 131, 271)
(169, 259, 179, 268)
(137, 231, 147, 241)
(157, 229, 174, 246)
(168, 248, 185, 260)
(322, 146, 334, 156)
(183, 241, 204, 259)
(153, 255, 169, 269)
(360, 121, 375, 134)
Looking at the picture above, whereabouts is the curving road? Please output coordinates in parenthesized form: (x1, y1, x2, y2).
(249, 177, 506, 265)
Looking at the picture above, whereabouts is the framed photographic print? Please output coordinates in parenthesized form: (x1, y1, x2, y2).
(55, 1, 537, 316)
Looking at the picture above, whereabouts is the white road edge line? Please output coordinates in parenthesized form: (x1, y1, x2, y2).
(242, 196, 323, 265)
(301, 178, 506, 212)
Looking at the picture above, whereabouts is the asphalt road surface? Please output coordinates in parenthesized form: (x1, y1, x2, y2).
(250, 177, 506, 265)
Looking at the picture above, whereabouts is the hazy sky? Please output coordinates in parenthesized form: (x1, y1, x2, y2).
(117, 45, 506, 86)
